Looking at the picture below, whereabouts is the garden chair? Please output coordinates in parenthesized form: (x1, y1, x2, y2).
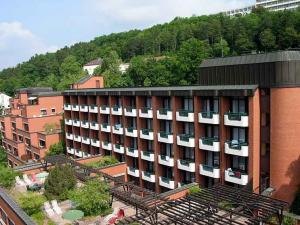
(15, 176, 26, 186)
(51, 200, 62, 214)
(44, 202, 55, 217)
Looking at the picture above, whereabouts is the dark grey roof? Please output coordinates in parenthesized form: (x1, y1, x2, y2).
(74, 75, 93, 84)
(200, 50, 300, 67)
(0, 188, 35, 225)
(17, 87, 53, 95)
(33, 91, 62, 97)
(84, 58, 103, 66)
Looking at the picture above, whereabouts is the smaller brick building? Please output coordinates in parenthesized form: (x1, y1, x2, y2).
(0, 88, 63, 167)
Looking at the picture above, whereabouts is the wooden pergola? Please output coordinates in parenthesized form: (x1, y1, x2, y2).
(117, 184, 288, 225)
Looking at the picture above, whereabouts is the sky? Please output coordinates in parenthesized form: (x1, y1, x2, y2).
(0, 0, 253, 70)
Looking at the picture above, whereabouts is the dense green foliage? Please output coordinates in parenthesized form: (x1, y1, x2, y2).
(188, 185, 202, 195)
(2, 8, 300, 94)
(44, 165, 76, 200)
(291, 188, 300, 215)
(0, 147, 7, 166)
(68, 180, 111, 216)
(86, 156, 119, 168)
(0, 165, 19, 188)
(18, 192, 46, 216)
(46, 141, 65, 156)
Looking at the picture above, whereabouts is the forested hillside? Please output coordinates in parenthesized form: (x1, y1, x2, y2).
(1, 7, 300, 95)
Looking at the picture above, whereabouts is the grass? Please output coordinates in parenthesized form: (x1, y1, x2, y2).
(85, 156, 119, 168)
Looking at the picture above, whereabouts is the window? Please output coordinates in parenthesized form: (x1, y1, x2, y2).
(231, 127, 247, 142)
(18, 135, 23, 142)
(203, 97, 219, 113)
(51, 108, 56, 113)
(0, 207, 7, 224)
(39, 139, 46, 148)
(232, 156, 247, 172)
(231, 97, 247, 113)
(23, 123, 29, 131)
(8, 218, 15, 225)
(25, 138, 31, 146)
(183, 98, 193, 111)
(40, 109, 47, 116)
(34, 154, 40, 160)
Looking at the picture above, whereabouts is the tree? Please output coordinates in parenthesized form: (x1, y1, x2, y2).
(260, 29, 276, 51)
(235, 32, 255, 54)
(0, 147, 7, 166)
(213, 39, 230, 57)
(46, 141, 65, 156)
(44, 165, 76, 200)
(68, 180, 110, 216)
(0, 165, 19, 188)
(18, 192, 46, 216)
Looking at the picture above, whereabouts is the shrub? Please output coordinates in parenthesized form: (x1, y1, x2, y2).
(18, 192, 46, 216)
(0, 165, 19, 188)
(0, 147, 7, 166)
(68, 180, 110, 216)
(283, 216, 297, 225)
(291, 188, 300, 215)
(86, 156, 119, 168)
(44, 164, 76, 200)
(188, 186, 202, 195)
(46, 141, 65, 156)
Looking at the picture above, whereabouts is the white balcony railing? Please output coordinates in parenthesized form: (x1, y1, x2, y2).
(72, 120, 81, 127)
(67, 147, 75, 154)
(142, 171, 156, 183)
(124, 107, 137, 117)
(90, 122, 99, 130)
(125, 127, 138, 137)
(80, 121, 89, 129)
(177, 134, 195, 148)
(126, 147, 139, 158)
(177, 159, 195, 172)
(199, 137, 220, 152)
(64, 104, 72, 111)
(112, 125, 124, 135)
(101, 141, 112, 151)
(225, 141, 249, 157)
(81, 137, 90, 145)
(113, 144, 125, 154)
(176, 110, 194, 122)
(91, 139, 100, 147)
(141, 151, 155, 162)
(127, 167, 139, 177)
(89, 105, 98, 113)
(140, 129, 154, 140)
(111, 106, 122, 116)
(80, 105, 89, 112)
(158, 132, 173, 144)
(101, 124, 111, 133)
(198, 112, 220, 124)
(73, 135, 81, 142)
(71, 104, 79, 111)
(158, 155, 174, 167)
(199, 164, 220, 178)
(100, 105, 110, 114)
(157, 108, 172, 120)
(139, 107, 153, 118)
(66, 133, 73, 140)
(65, 119, 73, 126)
(159, 177, 175, 189)
(224, 113, 248, 127)
(225, 169, 248, 186)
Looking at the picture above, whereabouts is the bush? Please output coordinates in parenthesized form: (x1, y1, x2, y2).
(0, 147, 7, 166)
(46, 141, 65, 156)
(44, 165, 76, 200)
(0, 165, 19, 188)
(18, 192, 46, 216)
(188, 186, 202, 195)
(86, 156, 119, 168)
(291, 188, 300, 215)
(68, 180, 111, 216)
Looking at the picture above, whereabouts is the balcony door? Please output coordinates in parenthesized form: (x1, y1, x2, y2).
(231, 98, 247, 113)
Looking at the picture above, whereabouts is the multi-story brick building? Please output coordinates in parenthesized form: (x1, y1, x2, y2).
(0, 88, 63, 167)
(63, 50, 300, 204)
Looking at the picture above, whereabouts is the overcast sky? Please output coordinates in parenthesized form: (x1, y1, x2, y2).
(0, 0, 253, 70)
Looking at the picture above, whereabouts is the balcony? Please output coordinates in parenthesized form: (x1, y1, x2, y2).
(127, 167, 140, 177)
(139, 107, 153, 118)
(177, 159, 195, 172)
(113, 144, 125, 154)
(102, 141, 112, 151)
(112, 125, 124, 135)
(90, 122, 99, 130)
(72, 119, 80, 127)
(224, 112, 248, 127)
(73, 135, 81, 142)
(66, 133, 73, 140)
(198, 112, 220, 124)
(199, 164, 220, 178)
(159, 177, 175, 189)
(177, 134, 195, 147)
(157, 108, 172, 120)
(126, 147, 139, 158)
(91, 139, 100, 147)
(80, 105, 89, 112)
(65, 119, 73, 126)
(80, 120, 89, 129)
(142, 171, 156, 183)
(101, 123, 111, 133)
(82, 137, 90, 145)
(141, 151, 155, 162)
(199, 137, 220, 152)
(225, 169, 248, 186)
(158, 131, 173, 144)
(124, 106, 137, 117)
(140, 129, 154, 140)
(100, 105, 110, 114)
(64, 104, 71, 111)
(176, 110, 194, 122)
(158, 155, 174, 167)
(125, 127, 138, 137)
(67, 147, 75, 155)
(225, 141, 249, 157)
(71, 104, 79, 111)
(74, 149, 83, 158)
(89, 105, 98, 113)
(111, 105, 122, 116)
